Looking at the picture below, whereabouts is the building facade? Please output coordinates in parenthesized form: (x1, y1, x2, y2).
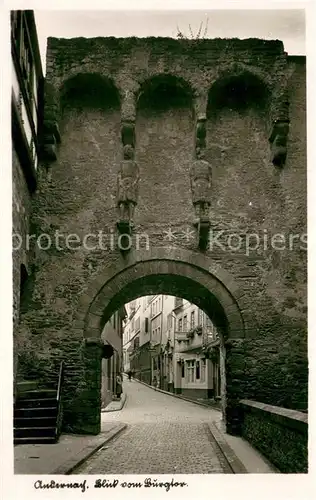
(101, 306, 126, 409)
(11, 10, 44, 389)
(123, 295, 221, 402)
(172, 297, 221, 401)
(123, 297, 153, 384)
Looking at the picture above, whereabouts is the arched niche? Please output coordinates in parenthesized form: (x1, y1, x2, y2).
(60, 72, 120, 113)
(137, 74, 194, 114)
(207, 71, 270, 118)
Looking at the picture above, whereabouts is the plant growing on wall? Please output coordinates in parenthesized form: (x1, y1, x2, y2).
(176, 17, 209, 40)
(195, 325, 203, 336)
(186, 329, 195, 339)
(186, 325, 203, 339)
(209, 347, 220, 364)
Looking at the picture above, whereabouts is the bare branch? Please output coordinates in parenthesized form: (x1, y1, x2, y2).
(176, 25, 185, 39)
(197, 21, 203, 40)
(189, 24, 194, 39)
(202, 17, 209, 39)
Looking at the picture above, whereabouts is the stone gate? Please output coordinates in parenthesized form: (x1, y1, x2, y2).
(15, 37, 307, 435)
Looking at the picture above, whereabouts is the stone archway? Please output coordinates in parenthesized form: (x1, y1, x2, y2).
(75, 247, 252, 436)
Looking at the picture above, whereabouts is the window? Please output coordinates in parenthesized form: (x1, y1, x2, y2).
(201, 359, 206, 383)
(196, 361, 200, 380)
(145, 317, 149, 333)
(157, 326, 161, 340)
(178, 318, 182, 332)
(198, 309, 203, 326)
(135, 317, 140, 332)
(183, 315, 187, 332)
(205, 315, 212, 328)
(186, 360, 195, 382)
(181, 362, 185, 378)
(190, 311, 195, 329)
(175, 297, 183, 308)
(167, 313, 172, 330)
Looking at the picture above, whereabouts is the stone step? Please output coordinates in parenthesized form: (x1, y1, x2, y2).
(14, 416, 57, 428)
(14, 436, 56, 445)
(14, 406, 58, 419)
(16, 381, 40, 394)
(14, 426, 56, 439)
(15, 398, 58, 409)
(17, 389, 57, 400)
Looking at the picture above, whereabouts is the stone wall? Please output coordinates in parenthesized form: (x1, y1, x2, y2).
(15, 38, 307, 435)
(240, 399, 308, 473)
(12, 146, 33, 386)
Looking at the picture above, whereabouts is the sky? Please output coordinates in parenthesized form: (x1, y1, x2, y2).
(34, 9, 306, 72)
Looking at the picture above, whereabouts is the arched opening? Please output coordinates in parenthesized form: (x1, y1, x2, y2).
(137, 74, 193, 112)
(75, 250, 247, 436)
(60, 72, 120, 112)
(207, 71, 269, 117)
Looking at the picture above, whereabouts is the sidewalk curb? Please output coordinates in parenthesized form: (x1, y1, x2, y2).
(102, 393, 127, 412)
(205, 422, 248, 473)
(134, 378, 221, 411)
(52, 423, 127, 475)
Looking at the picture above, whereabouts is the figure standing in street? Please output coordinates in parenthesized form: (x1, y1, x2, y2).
(153, 376, 157, 391)
(116, 373, 123, 399)
(128, 370, 132, 381)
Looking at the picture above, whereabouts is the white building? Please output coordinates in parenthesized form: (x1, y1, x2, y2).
(123, 295, 221, 403)
(172, 298, 221, 401)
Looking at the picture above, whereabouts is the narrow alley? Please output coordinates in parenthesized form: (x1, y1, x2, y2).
(73, 378, 265, 474)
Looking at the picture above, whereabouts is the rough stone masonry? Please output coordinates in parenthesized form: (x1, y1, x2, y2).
(14, 37, 307, 435)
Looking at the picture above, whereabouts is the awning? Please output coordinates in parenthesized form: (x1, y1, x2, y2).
(101, 322, 122, 353)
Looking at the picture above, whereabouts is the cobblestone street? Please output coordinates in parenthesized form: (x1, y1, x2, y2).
(74, 379, 228, 474)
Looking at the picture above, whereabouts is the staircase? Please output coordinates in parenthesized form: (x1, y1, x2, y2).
(14, 362, 64, 445)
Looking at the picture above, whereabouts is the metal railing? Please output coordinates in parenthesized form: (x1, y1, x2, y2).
(56, 361, 64, 439)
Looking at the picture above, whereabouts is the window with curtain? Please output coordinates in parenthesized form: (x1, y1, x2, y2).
(201, 359, 206, 382)
(183, 315, 187, 332)
(190, 311, 195, 329)
(198, 309, 203, 326)
(196, 360, 200, 380)
(186, 360, 195, 382)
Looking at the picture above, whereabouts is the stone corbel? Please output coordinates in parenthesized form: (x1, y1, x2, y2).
(121, 120, 135, 150)
(84, 338, 113, 359)
(116, 89, 139, 247)
(40, 81, 62, 164)
(198, 216, 211, 251)
(191, 92, 211, 250)
(85, 337, 103, 347)
(41, 120, 61, 162)
(269, 89, 290, 168)
(269, 120, 290, 167)
(196, 115, 207, 151)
